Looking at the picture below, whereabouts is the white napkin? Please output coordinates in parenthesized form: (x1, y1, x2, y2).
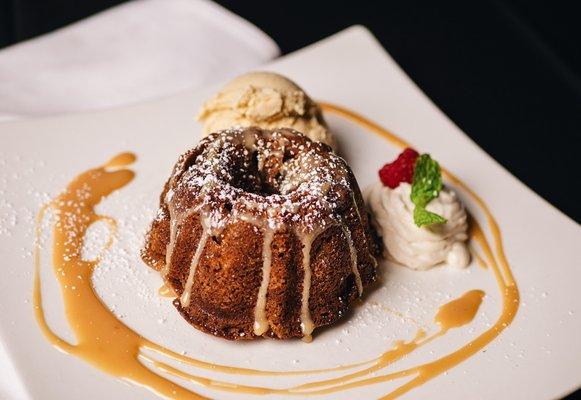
(0, 0, 280, 121)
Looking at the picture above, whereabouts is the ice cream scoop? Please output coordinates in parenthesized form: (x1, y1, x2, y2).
(197, 72, 335, 148)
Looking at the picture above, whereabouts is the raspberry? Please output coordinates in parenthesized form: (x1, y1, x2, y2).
(379, 148, 419, 188)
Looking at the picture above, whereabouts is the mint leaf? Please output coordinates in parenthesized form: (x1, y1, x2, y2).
(410, 154, 447, 227)
(413, 207, 448, 227)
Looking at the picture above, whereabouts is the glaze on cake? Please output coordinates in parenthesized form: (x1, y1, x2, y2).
(141, 127, 379, 340)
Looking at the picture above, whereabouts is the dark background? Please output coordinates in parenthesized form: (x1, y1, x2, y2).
(0, 0, 580, 398)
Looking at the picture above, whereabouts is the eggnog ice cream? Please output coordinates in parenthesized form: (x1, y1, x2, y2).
(197, 72, 335, 148)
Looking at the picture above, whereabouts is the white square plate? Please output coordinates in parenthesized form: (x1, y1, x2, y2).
(1, 26, 580, 400)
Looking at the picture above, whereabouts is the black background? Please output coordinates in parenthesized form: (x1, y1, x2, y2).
(1, 1, 580, 397)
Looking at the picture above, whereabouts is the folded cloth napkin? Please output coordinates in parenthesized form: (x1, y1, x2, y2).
(0, 0, 280, 121)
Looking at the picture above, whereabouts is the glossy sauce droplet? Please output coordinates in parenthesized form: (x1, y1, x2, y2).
(105, 152, 136, 168)
(435, 290, 485, 332)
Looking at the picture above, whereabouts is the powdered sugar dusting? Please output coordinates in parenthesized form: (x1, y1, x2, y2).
(165, 127, 353, 235)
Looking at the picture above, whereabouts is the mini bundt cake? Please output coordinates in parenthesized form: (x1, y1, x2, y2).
(141, 127, 379, 340)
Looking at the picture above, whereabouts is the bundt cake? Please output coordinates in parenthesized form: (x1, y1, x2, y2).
(141, 127, 379, 340)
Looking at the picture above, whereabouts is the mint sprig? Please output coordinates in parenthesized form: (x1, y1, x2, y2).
(411, 154, 447, 227)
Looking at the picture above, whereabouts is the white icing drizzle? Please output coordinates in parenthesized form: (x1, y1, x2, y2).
(180, 228, 210, 307)
(342, 225, 362, 296)
(253, 228, 275, 336)
(299, 231, 317, 341)
(162, 205, 196, 279)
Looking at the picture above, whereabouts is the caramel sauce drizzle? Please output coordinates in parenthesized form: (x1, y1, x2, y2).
(32, 102, 519, 399)
(33, 154, 205, 399)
